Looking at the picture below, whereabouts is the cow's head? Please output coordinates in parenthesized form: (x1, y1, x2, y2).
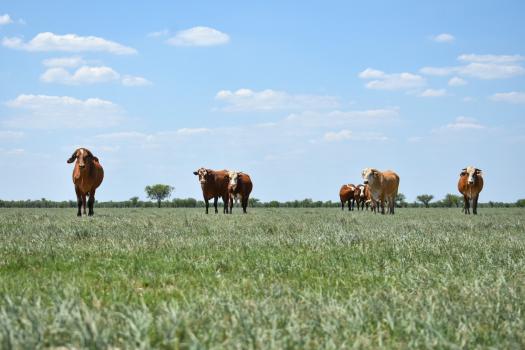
(461, 166, 482, 185)
(355, 185, 365, 198)
(67, 148, 94, 170)
(228, 171, 239, 189)
(362, 168, 379, 185)
(193, 168, 211, 184)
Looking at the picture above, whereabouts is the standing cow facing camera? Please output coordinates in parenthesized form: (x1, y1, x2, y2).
(458, 166, 483, 215)
(353, 184, 367, 211)
(227, 171, 253, 214)
(193, 168, 230, 214)
(362, 168, 400, 215)
(67, 148, 104, 216)
(339, 184, 356, 211)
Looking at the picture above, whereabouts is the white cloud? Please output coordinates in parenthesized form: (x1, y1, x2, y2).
(445, 116, 485, 130)
(323, 129, 388, 142)
(458, 54, 524, 63)
(215, 88, 339, 111)
(176, 128, 211, 135)
(40, 66, 120, 85)
(324, 129, 352, 142)
(0, 130, 24, 140)
(0, 14, 13, 25)
(490, 92, 525, 104)
(358, 68, 425, 90)
(121, 75, 152, 87)
(432, 33, 455, 43)
(2, 32, 137, 54)
(4, 94, 124, 129)
(420, 54, 525, 80)
(285, 108, 399, 128)
(42, 56, 87, 68)
(167, 26, 230, 46)
(419, 89, 447, 97)
(448, 77, 467, 86)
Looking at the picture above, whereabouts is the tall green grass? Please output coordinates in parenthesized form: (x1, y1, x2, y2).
(0, 208, 524, 348)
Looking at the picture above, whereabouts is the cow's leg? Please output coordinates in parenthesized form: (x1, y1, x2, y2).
(242, 197, 248, 214)
(341, 201, 344, 210)
(390, 197, 395, 215)
(223, 195, 228, 214)
(205, 199, 209, 214)
(81, 194, 87, 215)
(463, 195, 470, 214)
(214, 197, 218, 214)
(88, 190, 95, 216)
(75, 187, 82, 216)
(473, 195, 479, 215)
(380, 199, 385, 215)
(347, 200, 351, 211)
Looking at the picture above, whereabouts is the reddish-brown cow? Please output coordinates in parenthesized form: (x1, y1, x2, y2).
(67, 148, 104, 216)
(458, 166, 484, 215)
(193, 168, 230, 214)
(353, 184, 367, 211)
(339, 184, 356, 211)
(227, 171, 253, 214)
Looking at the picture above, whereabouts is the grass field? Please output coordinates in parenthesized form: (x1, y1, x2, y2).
(0, 208, 524, 349)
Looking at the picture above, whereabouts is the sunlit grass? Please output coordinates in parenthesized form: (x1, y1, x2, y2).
(0, 208, 524, 348)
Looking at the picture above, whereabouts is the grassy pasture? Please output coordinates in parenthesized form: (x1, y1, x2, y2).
(0, 207, 524, 349)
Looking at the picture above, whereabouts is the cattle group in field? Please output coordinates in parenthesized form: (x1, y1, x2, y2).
(66, 148, 485, 216)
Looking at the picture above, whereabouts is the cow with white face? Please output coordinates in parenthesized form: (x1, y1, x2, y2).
(227, 170, 253, 214)
(458, 166, 484, 215)
(362, 168, 400, 215)
(353, 184, 367, 211)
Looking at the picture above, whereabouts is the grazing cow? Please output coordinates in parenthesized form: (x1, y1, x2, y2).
(67, 148, 104, 216)
(193, 168, 229, 214)
(227, 171, 253, 214)
(353, 184, 367, 210)
(458, 166, 484, 215)
(362, 168, 400, 215)
(339, 184, 356, 211)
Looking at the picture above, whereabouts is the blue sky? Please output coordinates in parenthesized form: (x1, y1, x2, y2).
(1, 1, 524, 202)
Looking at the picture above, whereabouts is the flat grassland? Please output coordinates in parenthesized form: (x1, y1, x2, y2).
(0, 208, 524, 349)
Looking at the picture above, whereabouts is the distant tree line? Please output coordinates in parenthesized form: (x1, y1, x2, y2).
(1, 194, 523, 208)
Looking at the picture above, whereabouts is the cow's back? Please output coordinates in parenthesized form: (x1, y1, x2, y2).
(382, 171, 400, 195)
(212, 170, 230, 197)
(339, 185, 353, 200)
(239, 173, 253, 196)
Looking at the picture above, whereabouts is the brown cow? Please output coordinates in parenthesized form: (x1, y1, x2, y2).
(458, 166, 484, 215)
(227, 171, 253, 214)
(67, 148, 104, 216)
(362, 168, 400, 215)
(339, 184, 356, 211)
(353, 184, 367, 211)
(193, 168, 229, 214)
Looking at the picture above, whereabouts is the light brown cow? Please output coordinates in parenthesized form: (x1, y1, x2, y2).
(362, 168, 400, 215)
(193, 168, 229, 214)
(67, 148, 104, 216)
(339, 184, 356, 211)
(227, 171, 253, 214)
(458, 166, 484, 215)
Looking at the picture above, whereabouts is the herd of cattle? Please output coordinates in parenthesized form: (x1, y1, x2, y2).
(66, 147, 484, 216)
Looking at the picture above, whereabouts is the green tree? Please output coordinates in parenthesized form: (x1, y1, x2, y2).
(443, 193, 462, 208)
(145, 184, 174, 208)
(130, 196, 139, 207)
(517, 199, 525, 207)
(248, 198, 260, 207)
(416, 194, 434, 208)
(395, 193, 407, 208)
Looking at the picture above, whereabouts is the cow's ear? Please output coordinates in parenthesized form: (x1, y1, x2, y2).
(460, 172, 466, 176)
(475, 168, 482, 174)
(193, 171, 198, 175)
(67, 150, 77, 163)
